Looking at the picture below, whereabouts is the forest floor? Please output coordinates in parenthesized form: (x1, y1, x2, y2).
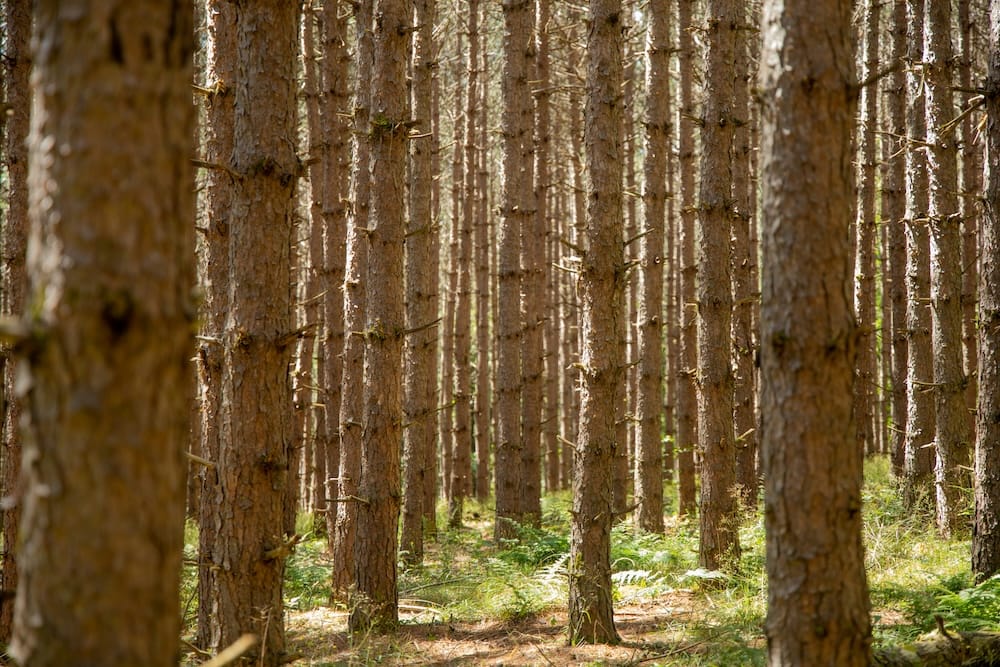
(182, 459, 996, 666)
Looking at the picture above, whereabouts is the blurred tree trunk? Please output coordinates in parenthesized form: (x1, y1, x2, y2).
(759, 0, 871, 662)
(0, 0, 29, 644)
(973, 0, 1000, 582)
(903, 0, 935, 509)
(401, 0, 439, 565)
(196, 0, 235, 650)
(10, 3, 194, 664)
(635, 0, 670, 535)
(925, 0, 972, 536)
(332, 0, 372, 601)
(350, 0, 410, 633)
(568, 0, 624, 645)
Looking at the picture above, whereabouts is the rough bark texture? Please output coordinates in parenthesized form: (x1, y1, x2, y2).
(855, 0, 879, 457)
(0, 0, 29, 644)
(758, 0, 872, 663)
(925, 0, 972, 537)
(10, 3, 194, 664)
(196, 0, 235, 649)
(635, 0, 669, 535)
(885, 0, 908, 476)
(495, 0, 532, 541)
(903, 0, 935, 508)
(350, 0, 411, 633)
(731, 0, 757, 510)
(697, 0, 740, 571)
(675, 0, 699, 520)
(205, 3, 299, 663)
(568, 0, 623, 645)
(973, 0, 1000, 582)
(475, 18, 492, 504)
(332, 0, 373, 600)
(401, 0, 438, 565)
(321, 0, 350, 545)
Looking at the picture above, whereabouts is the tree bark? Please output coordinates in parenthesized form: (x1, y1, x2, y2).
(759, 0, 872, 662)
(349, 0, 411, 633)
(568, 0, 624, 645)
(973, 0, 1000, 582)
(697, 0, 741, 571)
(635, 0, 670, 535)
(0, 0, 29, 644)
(10, 3, 194, 664)
(925, 0, 972, 537)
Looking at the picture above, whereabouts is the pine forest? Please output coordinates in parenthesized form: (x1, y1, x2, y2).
(1, 0, 1000, 665)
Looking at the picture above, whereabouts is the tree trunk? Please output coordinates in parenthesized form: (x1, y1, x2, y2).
(475, 10, 493, 504)
(495, 0, 533, 541)
(925, 0, 972, 537)
(196, 0, 235, 649)
(10, 3, 194, 664)
(349, 0, 410, 633)
(568, 0, 624, 645)
(332, 0, 372, 601)
(207, 3, 299, 663)
(903, 0, 935, 509)
(759, 0, 872, 662)
(885, 0, 908, 477)
(401, 0, 439, 566)
(697, 0, 741, 571)
(635, 0, 670, 535)
(0, 0, 29, 644)
(973, 0, 1000, 582)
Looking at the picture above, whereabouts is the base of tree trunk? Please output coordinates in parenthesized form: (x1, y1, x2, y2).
(874, 622, 1000, 666)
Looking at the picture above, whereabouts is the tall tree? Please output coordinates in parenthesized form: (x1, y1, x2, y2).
(925, 0, 972, 536)
(195, 0, 235, 649)
(495, 0, 534, 541)
(568, 0, 624, 645)
(0, 0, 29, 644)
(475, 5, 493, 503)
(885, 0, 909, 475)
(401, 0, 439, 565)
(675, 0, 699, 519)
(204, 3, 299, 662)
(974, 0, 1000, 582)
(759, 0, 872, 662)
(332, 0, 373, 600)
(350, 0, 411, 632)
(903, 0, 935, 508)
(635, 0, 670, 535)
(697, 0, 741, 571)
(10, 3, 194, 664)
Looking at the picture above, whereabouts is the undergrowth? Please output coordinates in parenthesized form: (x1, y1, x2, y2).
(181, 457, 981, 665)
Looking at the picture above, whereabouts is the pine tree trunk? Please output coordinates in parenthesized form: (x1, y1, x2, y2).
(11, 3, 194, 664)
(196, 0, 235, 649)
(903, 0, 935, 508)
(676, 0, 699, 520)
(0, 0, 29, 644)
(496, 0, 533, 541)
(925, 0, 972, 536)
(208, 3, 299, 662)
(759, 0, 871, 661)
(568, 0, 624, 645)
(697, 0, 740, 571)
(475, 15, 493, 504)
(350, 0, 410, 633)
(402, 0, 439, 566)
(635, 0, 670, 535)
(973, 0, 1000, 581)
(332, 0, 372, 601)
